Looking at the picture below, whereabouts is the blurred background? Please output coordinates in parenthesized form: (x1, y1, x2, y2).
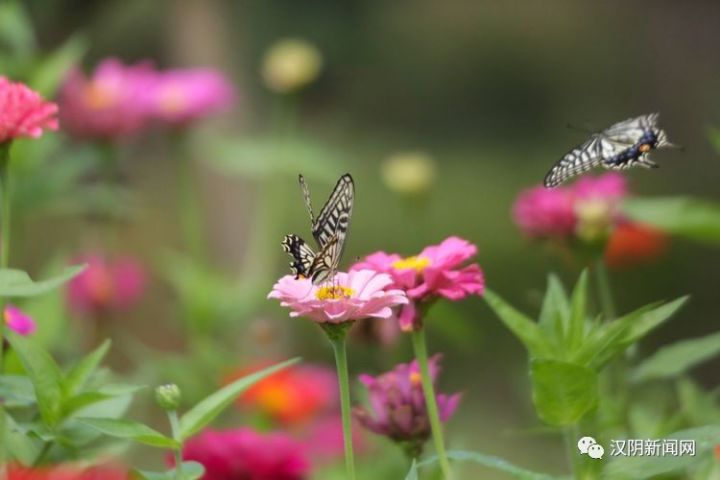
(6, 0, 720, 477)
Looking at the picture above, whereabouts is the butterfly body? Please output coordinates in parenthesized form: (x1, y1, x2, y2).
(544, 113, 675, 188)
(282, 174, 354, 284)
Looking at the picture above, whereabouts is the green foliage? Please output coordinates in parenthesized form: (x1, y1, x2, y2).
(406, 450, 559, 480)
(134, 462, 205, 480)
(631, 331, 720, 382)
(530, 359, 598, 426)
(623, 196, 720, 245)
(0, 265, 86, 297)
(77, 418, 178, 448)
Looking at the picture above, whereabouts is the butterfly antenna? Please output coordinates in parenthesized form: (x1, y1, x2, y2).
(566, 122, 596, 135)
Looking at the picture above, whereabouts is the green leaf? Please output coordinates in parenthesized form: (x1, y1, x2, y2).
(604, 425, 720, 479)
(484, 289, 554, 358)
(631, 331, 720, 382)
(530, 359, 598, 426)
(179, 357, 300, 440)
(538, 274, 569, 337)
(77, 418, 179, 448)
(0, 0, 36, 58)
(0, 374, 36, 407)
(567, 270, 589, 352)
(623, 196, 720, 244)
(64, 340, 112, 396)
(30, 34, 88, 97)
(133, 462, 205, 480)
(0, 265, 86, 297)
(6, 412, 41, 464)
(7, 332, 64, 428)
(410, 450, 558, 480)
(62, 385, 144, 417)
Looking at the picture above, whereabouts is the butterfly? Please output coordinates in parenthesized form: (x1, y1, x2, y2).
(544, 113, 676, 188)
(282, 173, 354, 284)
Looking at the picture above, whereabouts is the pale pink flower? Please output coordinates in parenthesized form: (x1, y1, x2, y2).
(4, 305, 36, 336)
(177, 428, 309, 480)
(150, 68, 235, 126)
(66, 253, 146, 317)
(512, 186, 576, 238)
(267, 269, 408, 324)
(351, 237, 484, 331)
(58, 59, 156, 140)
(0, 77, 58, 143)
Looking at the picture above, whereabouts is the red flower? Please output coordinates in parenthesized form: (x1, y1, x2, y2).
(604, 222, 668, 269)
(0, 77, 58, 143)
(8, 464, 127, 480)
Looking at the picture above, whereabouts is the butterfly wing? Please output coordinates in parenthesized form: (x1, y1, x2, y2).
(308, 234, 340, 284)
(312, 174, 354, 256)
(282, 234, 316, 279)
(544, 136, 606, 187)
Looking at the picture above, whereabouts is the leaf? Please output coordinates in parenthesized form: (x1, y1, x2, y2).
(538, 274, 569, 337)
(603, 425, 720, 479)
(62, 385, 144, 418)
(179, 357, 300, 440)
(567, 270, 589, 352)
(411, 450, 558, 480)
(7, 332, 64, 428)
(0, 265, 86, 297)
(623, 196, 720, 244)
(0, 374, 36, 407)
(484, 289, 554, 358)
(64, 340, 112, 396)
(30, 34, 88, 97)
(631, 331, 720, 382)
(0, 0, 36, 58)
(6, 412, 41, 464)
(530, 359, 598, 427)
(133, 462, 205, 480)
(77, 418, 179, 448)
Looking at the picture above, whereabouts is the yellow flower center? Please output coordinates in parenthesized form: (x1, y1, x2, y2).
(409, 371, 422, 386)
(392, 256, 430, 272)
(315, 285, 353, 300)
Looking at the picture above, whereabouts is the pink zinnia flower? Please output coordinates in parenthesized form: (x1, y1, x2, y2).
(351, 237, 484, 331)
(4, 305, 36, 336)
(267, 269, 408, 324)
(353, 355, 460, 455)
(58, 59, 156, 140)
(150, 68, 235, 126)
(0, 77, 58, 143)
(178, 428, 310, 480)
(66, 253, 146, 317)
(512, 186, 576, 238)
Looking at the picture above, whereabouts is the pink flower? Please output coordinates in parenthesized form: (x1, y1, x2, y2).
(0, 77, 58, 143)
(303, 416, 366, 464)
(58, 59, 156, 140)
(351, 237, 484, 331)
(66, 253, 146, 317)
(178, 428, 310, 480)
(8, 463, 127, 480)
(150, 69, 235, 126)
(4, 305, 36, 336)
(353, 355, 460, 455)
(512, 186, 576, 238)
(573, 172, 628, 200)
(267, 269, 408, 324)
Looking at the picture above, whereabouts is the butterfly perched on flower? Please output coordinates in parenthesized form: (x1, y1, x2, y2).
(544, 113, 677, 188)
(282, 173, 354, 284)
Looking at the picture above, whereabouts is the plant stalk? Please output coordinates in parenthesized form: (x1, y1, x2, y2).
(594, 259, 616, 321)
(0, 142, 11, 479)
(411, 328, 453, 480)
(326, 325, 356, 480)
(168, 410, 184, 480)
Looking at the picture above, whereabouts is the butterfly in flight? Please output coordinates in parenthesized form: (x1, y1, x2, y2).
(282, 173, 354, 284)
(544, 113, 677, 188)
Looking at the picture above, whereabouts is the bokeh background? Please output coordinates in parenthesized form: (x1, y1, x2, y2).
(8, 0, 720, 477)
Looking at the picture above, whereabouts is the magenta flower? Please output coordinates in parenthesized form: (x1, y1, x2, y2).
(58, 59, 156, 140)
(66, 253, 146, 317)
(351, 237, 484, 331)
(512, 186, 576, 239)
(4, 305, 36, 336)
(0, 76, 58, 144)
(353, 355, 460, 455)
(267, 269, 408, 324)
(178, 428, 310, 480)
(150, 68, 235, 126)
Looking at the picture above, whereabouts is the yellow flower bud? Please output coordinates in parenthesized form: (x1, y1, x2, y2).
(262, 39, 323, 93)
(380, 152, 436, 196)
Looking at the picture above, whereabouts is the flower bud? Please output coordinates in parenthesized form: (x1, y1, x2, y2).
(381, 151, 436, 196)
(155, 383, 181, 411)
(261, 38, 322, 93)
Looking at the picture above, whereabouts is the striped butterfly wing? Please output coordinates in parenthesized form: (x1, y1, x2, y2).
(544, 136, 607, 187)
(308, 234, 341, 284)
(310, 174, 354, 257)
(282, 234, 316, 279)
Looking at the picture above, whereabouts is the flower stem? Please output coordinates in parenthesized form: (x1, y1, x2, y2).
(410, 328, 453, 480)
(0, 142, 11, 478)
(594, 259, 615, 321)
(168, 410, 184, 480)
(324, 323, 356, 480)
(174, 132, 206, 262)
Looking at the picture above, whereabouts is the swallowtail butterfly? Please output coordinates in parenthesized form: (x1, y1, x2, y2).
(544, 113, 676, 188)
(282, 173, 354, 284)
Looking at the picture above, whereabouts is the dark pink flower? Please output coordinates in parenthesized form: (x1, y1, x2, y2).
(0, 76, 58, 143)
(353, 355, 460, 454)
(512, 186, 576, 238)
(4, 305, 36, 335)
(66, 253, 146, 317)
(351, 237, 484, 331)
(150, 68, 235, 126)
(178, 428, 310, 480)
(58, 59, 156, 140)
(267, 269, 408, 324)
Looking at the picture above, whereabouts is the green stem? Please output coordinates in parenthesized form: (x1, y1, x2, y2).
(0, 141, 11, 476)
(325, 324, 356, 480)
(410, 328, 453, 480)
(594, 259, 616, 321)
(33, 441, 53, 466)
(174, 132, 205, 262)
(168, 410, 183, 480)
